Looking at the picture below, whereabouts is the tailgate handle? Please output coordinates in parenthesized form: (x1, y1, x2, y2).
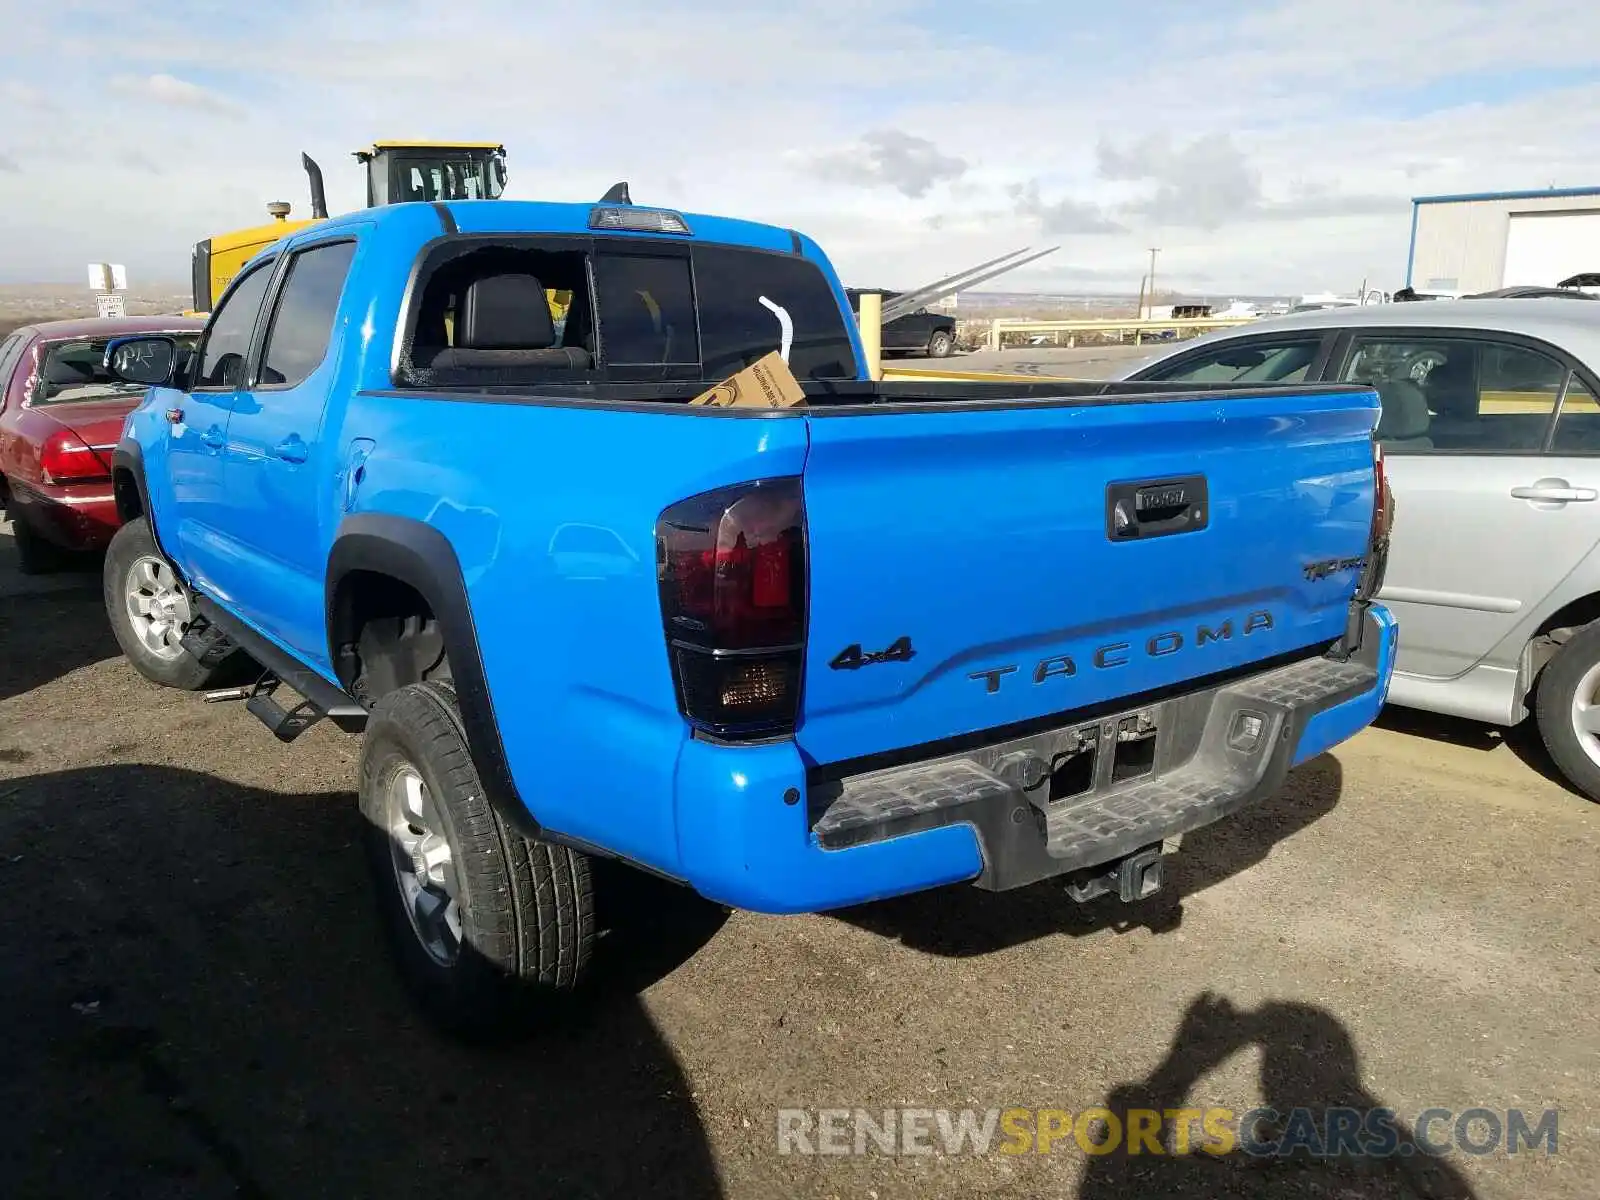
(1106, 475, 1208, 541)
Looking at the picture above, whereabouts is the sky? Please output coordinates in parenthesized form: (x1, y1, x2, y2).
(2, 0, 1599, 296)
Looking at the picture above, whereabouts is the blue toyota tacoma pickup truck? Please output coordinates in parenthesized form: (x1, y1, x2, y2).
(101, 196, 1396, 1031)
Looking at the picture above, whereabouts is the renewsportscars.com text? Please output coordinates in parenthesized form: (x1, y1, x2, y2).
(775, 1106, 1559, 1159)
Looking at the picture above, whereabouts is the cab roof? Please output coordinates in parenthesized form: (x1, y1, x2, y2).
(302, 198, 808, 257)
(362, 141, 506, 152)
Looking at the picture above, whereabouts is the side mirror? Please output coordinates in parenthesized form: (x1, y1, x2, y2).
(103, 336, 178, 387)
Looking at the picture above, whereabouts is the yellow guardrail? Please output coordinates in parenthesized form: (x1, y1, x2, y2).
(880, 365, 1059, 383)
(982, 315, 1258, 350)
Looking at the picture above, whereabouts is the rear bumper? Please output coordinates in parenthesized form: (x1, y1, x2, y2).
(674, 604, 1396, 914)
(5, 479, 119, 552)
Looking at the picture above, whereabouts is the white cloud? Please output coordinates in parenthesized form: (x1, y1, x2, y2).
(1008, 180, 1123, 235)
(809, 130, 968, 199)
(0, 0, 1596, 296)
(109, 72, 243, 118)
(1, 81, 54, 111)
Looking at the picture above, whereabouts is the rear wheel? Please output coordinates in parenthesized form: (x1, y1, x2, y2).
(927, 329, 954, 358)
(358, 681, 596, 1036)
(1534, 622, 1600, 802)
(103, 518, 230, 689)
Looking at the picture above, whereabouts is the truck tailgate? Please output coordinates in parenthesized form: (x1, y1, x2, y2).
(795, 388, 1379, 767)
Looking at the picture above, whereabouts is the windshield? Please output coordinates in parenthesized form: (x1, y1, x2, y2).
(397, 157, 503, 202)
(32, 333, 200, 405)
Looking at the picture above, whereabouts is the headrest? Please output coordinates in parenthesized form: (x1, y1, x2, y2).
(44, 355, 97, 385)
(457, 273, 555, 350)
(1375, 380, 1431, 441)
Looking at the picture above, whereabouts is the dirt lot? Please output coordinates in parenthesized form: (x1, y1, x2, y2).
(1, 522, 1597, 1200)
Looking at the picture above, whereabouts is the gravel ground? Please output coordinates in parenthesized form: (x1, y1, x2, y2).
(1, 526, 1597, 1200)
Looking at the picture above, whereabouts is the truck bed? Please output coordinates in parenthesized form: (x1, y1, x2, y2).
(373, 377, 1374, 410)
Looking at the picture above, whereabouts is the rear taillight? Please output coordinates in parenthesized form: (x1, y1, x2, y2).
(657, 478, 806, 738)
(1358, 440, 1392, 600)
(40, 430, 111, 484)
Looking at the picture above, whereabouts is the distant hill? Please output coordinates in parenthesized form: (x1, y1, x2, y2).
(0, 282, 193, 336)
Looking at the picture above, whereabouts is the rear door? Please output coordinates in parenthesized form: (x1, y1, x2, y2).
(795, 386, 1381, 765)
(219, 235, 359, 663)
(1331, 330, 1600, 679)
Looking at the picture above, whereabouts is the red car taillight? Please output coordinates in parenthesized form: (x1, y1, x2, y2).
(657, 478, 806, 738)
(40, 430, 111, 485)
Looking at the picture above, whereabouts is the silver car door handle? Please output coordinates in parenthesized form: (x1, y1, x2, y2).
(1511, 484, 1598, 502)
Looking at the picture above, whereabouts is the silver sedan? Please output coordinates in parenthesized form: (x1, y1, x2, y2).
(1127, 298, 1600, 800)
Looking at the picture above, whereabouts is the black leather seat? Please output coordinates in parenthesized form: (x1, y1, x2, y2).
(1373, 380, 1433, 450)
(427, 272, 592, 371)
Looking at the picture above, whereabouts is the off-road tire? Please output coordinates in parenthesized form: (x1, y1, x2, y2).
(11, 515, 66, 576)
(927, 329, 954, 358)
(359, 681, 596, 1036)
(1535, 622, 1600, 803)
(103, 518, 226, 690)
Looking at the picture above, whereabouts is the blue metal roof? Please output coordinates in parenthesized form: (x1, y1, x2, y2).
(1412, 185, 1600, 206)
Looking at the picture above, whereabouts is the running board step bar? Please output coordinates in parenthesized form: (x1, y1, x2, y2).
(245, 674, 341, 742)
(190, 598, 368, 740)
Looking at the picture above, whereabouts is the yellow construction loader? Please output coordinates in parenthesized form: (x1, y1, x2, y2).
(189, 140, 509, 313)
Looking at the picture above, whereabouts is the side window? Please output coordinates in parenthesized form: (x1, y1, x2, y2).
(594, 253, 699, 366)
(258, 241, 357, 388)
(1141, 339, 1322, 384)
(1548, 375, 1600, 455)
(194, 263, 275, 390)
(0, 334, 21, 378)
(1340, 337, 1566, 453)
(0, 335, 22, 408)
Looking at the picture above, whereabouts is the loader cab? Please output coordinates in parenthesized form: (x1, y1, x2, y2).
(356, 142, 508, 206)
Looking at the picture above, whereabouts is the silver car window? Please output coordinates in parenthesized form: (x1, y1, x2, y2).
(1341, 336, 1570, 455)
(1549, 375, 1600, 454)
(1141, 339, 1321, 385)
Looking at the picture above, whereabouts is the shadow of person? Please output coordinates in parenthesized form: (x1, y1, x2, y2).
(830, 755, 1343, 957)
(1077, 992, 1479, 1199)
(0, 579, 118, 705)
(0, 764, 726, 1200)
(1373, 704, 1583, 799)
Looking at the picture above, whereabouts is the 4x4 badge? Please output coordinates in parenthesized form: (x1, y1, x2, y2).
(830, 636, 915, 671)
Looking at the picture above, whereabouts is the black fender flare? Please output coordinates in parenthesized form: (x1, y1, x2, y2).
(325, 513, 540, 838)
(111, 442, 156, 530)
(111, 441, 189, 580)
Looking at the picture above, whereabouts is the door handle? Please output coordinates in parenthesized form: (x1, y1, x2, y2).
(1511, 479, 1597, 503)
(200, 425, 225, 450)
(274, 436, 308, 464)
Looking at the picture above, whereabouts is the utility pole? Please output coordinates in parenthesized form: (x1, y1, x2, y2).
(1146, 247, 1160, 319)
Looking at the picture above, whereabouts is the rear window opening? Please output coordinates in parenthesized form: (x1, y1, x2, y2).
(404, 244, 595, 388)
(394, 235, 861, 390)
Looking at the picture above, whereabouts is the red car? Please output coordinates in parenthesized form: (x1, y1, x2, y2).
(0, 316, 203, 573)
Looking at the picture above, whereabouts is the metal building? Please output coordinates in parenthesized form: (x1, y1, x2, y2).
(1405, 186, 1600, 293)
